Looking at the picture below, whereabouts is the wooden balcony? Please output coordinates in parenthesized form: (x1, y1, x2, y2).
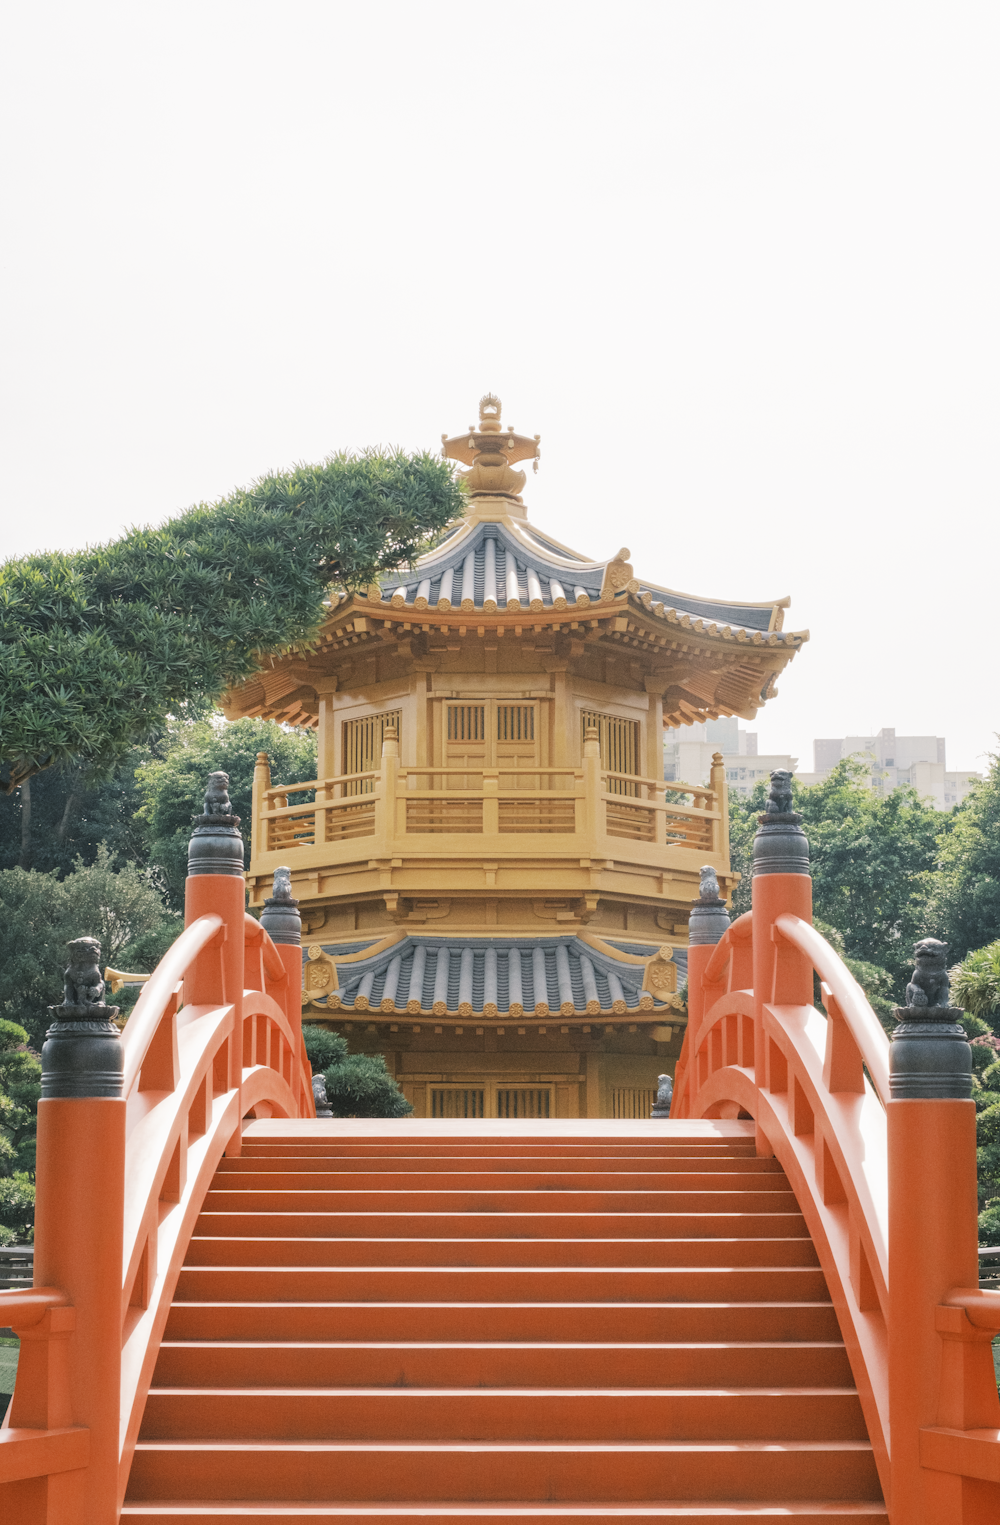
(247, 735, 729, 916)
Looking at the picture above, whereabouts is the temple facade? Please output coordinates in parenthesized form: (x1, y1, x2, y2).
(224, 395, 807, 1118)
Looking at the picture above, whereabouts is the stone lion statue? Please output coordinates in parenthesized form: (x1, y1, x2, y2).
(905, 938, 951, 1010)
(765, 770, 794, 815)
(63, 937, 105, 1009)
(203, 771, 235, 816)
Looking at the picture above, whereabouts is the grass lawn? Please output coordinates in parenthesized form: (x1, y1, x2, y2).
(0, 1336, 18, 1404)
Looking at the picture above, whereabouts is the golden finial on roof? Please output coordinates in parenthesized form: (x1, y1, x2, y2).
(441, 394, 541, 504)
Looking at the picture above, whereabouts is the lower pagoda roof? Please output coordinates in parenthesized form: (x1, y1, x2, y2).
(304, 934, 688, 1021)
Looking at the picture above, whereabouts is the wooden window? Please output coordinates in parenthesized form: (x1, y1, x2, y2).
(497, 705, 534, 743)
(342, 709, 401, 794)
(430, 1087, 485, 1118)
(582, 710, 640, 796)
(447, 704, 486, 742)
(496, 1087, 552, 1118)
(610, 1086, 658, 1119)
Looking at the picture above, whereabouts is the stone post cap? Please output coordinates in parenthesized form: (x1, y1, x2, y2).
(889, 937, 972, 1099)
(187, 769, 245, 877)
(261, 865, 303, 947)
(752, 770, 809, 876)
(42, 936, 123, 1099)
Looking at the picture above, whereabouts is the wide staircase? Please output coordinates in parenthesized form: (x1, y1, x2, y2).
(121, 1120, 885, 1523)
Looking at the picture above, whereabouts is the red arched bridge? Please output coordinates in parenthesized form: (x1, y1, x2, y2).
(2, 775, 998, 1522)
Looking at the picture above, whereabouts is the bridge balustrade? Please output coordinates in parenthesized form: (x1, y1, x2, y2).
(672, 788, 1000, 1523)
(0, 776, 314, 1523)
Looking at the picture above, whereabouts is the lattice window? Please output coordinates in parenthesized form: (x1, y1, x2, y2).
(497, 705, 535, 742)
(430, 1087, 485, 1118)
(582, 711, 640, 796)
(611, 1086, 659, 1119)
(342, 709, 401, 794)
(496, 1087, 552, 1118)
(447, 705, 486, 742)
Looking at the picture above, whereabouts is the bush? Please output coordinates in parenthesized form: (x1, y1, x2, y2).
(323, 1052, 413, 1119)
(972, 1035, 1000, 1075)
(977, 1104, 1000, 1207)
(980, 1198, 1000, 1248)
(303, 1024, 348, 1074)
(0, 1173, 35, 1244)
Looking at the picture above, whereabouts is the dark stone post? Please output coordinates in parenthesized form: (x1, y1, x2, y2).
(41, 937, 123, 1099)
(184, 771, 247, 1124)
(187, 769, 245, 877)
(34, 935, 126, 1516)
(887, 939, 982, 1516)
(260, 865, 302, 946)
(751, 771, 813, 1159)
(751, 768, 810, 878)
(260, 866, 309, 1064)
(672, 866, 734, 1120)
(889, 938, 972, 1100)
(688, 863, 731, 946)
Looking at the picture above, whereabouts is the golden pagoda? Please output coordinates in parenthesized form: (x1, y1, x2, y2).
(224, 395, 807, 1118)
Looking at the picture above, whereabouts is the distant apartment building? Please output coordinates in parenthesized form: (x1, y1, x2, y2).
(800, 728, 979, 809)
(664, 718, 797, 799)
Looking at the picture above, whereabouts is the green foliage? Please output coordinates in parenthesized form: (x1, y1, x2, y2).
(798, 762, 943, 987)
(304, 1020, 412, 1117)
(0, 450, 463, 791)
(726, 787, 760, 920)
(977, 1103, 1000, 1209)
(0, 1173, 35, 1246)
(979, 1198, 1000, 1248)
(930, 749, 1000, 963)
(951, 940, 1000, 1032)
(0, 1020, 41, 1177)
(0, 700, 215, 876)
(302, 1024, 348, 1074)
(323, 1052, 413, 1119)
(0, 845, 177, 1048)
(727, 762, 943, 989)
(135, 716, 317, 907)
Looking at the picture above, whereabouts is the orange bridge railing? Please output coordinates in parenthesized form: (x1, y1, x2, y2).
(0, 774, 314, 1523)
(672, 793, 1000, 1524)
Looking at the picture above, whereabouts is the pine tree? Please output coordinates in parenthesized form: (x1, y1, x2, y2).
(1, 450, 463, 791)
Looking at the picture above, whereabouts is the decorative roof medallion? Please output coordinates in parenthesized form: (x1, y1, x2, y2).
(441, 394, 541, 504)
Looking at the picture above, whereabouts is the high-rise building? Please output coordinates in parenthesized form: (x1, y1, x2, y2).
(804, 728, 979, 808)
(664, 720, 796, 799)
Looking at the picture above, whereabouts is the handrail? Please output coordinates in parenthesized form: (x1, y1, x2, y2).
(703, 911, 753, 984)
(245, 912, 286, 984)
(775, 912, 891, 1104)
(398, 765, 583, 778)
(602, 768, 712, 793)
(120, 914, 223, 1097)
(0, 1287, 70, 1328)
(264, 769, 378, 795)
(942, 1288, 1000, 1330)
(600, 791, 718, 818)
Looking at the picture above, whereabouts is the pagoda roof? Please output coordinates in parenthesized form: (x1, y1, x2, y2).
(305, 932, 687, 1023)
(221, 396, 808, 732)
(373, 514, 791, 637)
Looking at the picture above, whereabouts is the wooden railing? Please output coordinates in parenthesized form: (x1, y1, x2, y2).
(671, 848, 1000, 1523)
(0, 833, 314, 1521)
(253, 738, 725, 862)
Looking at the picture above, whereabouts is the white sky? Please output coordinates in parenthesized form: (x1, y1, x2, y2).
(2, 3, 997, 774)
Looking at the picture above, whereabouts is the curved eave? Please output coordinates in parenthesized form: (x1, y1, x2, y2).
(369, 515, 793, 637)
(303, 932, 688, 1021)
(220, 585, 807, 731)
